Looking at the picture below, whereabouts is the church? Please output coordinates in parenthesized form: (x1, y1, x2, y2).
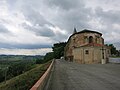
(64, 29, 110, 64)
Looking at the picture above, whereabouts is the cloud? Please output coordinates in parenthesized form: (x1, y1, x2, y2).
(0, 42, 51, 49)
(95, 7, 120, 24)
(15, 3, 56, 37)
(22, 23, 55, 37)
(0, 24, 10, 33)
(43, 0, 92, 32)
(92, 7, 120, 43)
(22, 8, 53, 27)
(44, 0, 84, 10)
(0, 0, 120, 55)
(0, 48, 52, 55)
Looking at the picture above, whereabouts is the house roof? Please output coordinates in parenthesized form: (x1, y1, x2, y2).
(66, 29, 102, 44)
(73, 29, 102, 36)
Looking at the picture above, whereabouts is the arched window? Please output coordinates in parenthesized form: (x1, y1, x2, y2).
(95, 38, 97, 43)
(89, 36, 93, 43)
(84, 36, 88, 43)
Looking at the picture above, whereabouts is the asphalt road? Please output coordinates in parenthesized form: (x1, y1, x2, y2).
(44, 59, 120, 90)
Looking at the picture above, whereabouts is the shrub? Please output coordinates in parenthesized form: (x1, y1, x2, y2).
(36, 59, 44, 64)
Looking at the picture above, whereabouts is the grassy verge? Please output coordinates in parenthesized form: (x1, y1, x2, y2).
(110, 56, 120, 58)
(0, 61, 51, 90)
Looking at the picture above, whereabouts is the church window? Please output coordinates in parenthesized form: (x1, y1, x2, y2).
(85, 50, 89, 54)
(89, 36, 93, 43)
(84, 36, 88, 43)
(73, 38, 75, 42)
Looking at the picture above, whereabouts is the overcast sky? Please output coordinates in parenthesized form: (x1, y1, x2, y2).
(0, 0, 120, 55)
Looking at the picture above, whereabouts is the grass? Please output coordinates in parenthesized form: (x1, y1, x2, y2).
(0, 61, 51, 90)
(110, 56, 120, 58)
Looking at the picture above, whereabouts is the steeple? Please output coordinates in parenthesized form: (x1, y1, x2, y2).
(73, 27, 77, 34)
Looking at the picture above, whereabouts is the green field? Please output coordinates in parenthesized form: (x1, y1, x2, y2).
(0, 61, 51, 90)
(0, 55, 52, 90)
(0, 55, 43, 83)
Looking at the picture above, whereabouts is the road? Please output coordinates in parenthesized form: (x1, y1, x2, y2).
(44, 59, 120, 90)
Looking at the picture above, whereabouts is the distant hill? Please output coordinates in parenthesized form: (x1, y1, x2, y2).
(0, 55, 44, 61)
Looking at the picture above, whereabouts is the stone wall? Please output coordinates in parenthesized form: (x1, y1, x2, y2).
(73, 46, 110, 64)
(64, 32, 104, 61)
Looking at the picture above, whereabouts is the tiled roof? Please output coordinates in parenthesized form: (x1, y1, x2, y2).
(73, 29, 102, 36)
(66, 29, 102, 44)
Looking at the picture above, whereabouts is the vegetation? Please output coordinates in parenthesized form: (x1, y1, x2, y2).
(52, 42, 66, 59)
(35, 52, 54, 64)
(0, 61, 51, 90)
(36, 42, 66, 64)
(106, 44, 120, 57)
(0, 42, 66, 90)
(44, 52, 54, 62)
(0, 55, 43, 83)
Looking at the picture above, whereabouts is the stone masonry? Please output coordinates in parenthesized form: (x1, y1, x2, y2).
(64, 29, 110, 64)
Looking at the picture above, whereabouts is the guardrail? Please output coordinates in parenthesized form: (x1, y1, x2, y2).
(30, 60, 54, 90)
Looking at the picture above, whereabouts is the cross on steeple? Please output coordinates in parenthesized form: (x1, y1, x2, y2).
(73, 27, 77, 34)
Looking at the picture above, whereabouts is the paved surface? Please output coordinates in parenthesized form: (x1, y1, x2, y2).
(45, 59, 120, 90)
(109, 58, 120, 63)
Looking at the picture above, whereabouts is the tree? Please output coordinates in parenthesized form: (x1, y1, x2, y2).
(36, 59, 44, 64)
(109, 44, 117, 55)
(106, 44, 118, 55)
(0, 69, 5, 82)
(52, 42, 66, 59)
(44, 52, 54, 62)
(116, 50, 120, 57)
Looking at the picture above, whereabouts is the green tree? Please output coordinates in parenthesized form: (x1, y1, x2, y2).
(109, 44, 117, 55)
(0, 69, 5, 82)
(116, 50, 120, 57)
(106, 44, 117, 55)
(52, 42, 66, 59)
(44, 52, 54, 62)
(36, 59, 44, 64)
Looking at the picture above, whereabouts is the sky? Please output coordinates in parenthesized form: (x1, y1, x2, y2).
(0, 0, 120, 55)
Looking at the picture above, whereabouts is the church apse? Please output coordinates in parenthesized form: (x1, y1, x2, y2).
(64, 29, 110, 64)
